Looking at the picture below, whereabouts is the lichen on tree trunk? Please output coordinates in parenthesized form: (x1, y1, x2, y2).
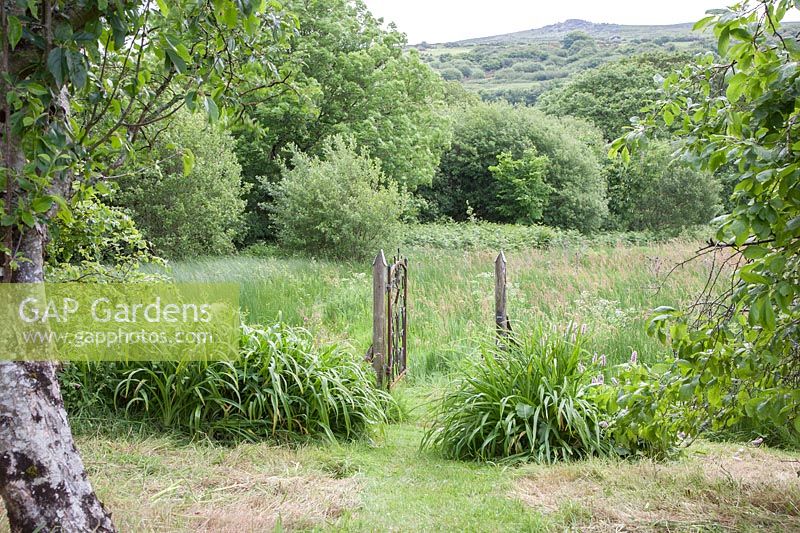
(0, 141, 116, 530)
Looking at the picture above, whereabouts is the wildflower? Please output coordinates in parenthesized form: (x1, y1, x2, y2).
(580, 323, 588, 335)
(599, 421, 609, 429)
(611, 377, 619, 386)
(599, 354, 606, 367)
(592, 352, 598, 364)
(578, 363, 586, 373)
(630, 350, 638, 364)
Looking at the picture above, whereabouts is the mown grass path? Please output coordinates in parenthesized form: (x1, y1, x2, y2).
(3, 385, 794, 532)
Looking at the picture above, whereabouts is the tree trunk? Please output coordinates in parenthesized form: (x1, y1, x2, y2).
(0, 142, 115, 531)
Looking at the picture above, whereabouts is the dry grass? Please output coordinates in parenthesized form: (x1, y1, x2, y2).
(76, 436, 361, 532)
(513, 442, 800, 531)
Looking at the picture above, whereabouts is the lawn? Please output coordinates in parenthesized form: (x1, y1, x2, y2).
(20, 385, 799, 532)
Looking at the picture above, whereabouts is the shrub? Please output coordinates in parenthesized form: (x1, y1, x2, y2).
(604, 140, 721, 232)
(115, 111, 247, 258)
(590, 359, 681, 459)
(271, 136, 406, 260)
(46, 195, 163, 282)
(422, 327, 611, 463)
(61, 323, 392, 442)
(421, 101, 608, 233)
(440, 67, 464, 81)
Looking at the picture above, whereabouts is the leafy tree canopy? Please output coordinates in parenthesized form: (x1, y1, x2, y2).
(538, 52, 693, 140)
(422, 101, 608, 233)
(613, 0, 800, 445)
(605, 140, 721, 231)
(233, 0, 451, 242)
(114, 111, 247, 258)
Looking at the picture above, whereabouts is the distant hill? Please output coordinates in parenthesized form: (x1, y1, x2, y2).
(453, 19, 697, 46)
(414, 19, 712, 105)
(416, 19, 800, 105)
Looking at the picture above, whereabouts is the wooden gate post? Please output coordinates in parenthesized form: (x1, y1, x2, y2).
(495, 251, 509, 339)
(372, 250, 388, 387)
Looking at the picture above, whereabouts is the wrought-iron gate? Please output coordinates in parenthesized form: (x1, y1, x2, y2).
(368, 250, 408, 388)
(386, 253, 408, 387)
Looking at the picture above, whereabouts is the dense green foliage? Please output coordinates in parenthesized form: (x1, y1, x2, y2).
(115, 112, 247, 258)
(61, 323, 392, 442)
(233, 0, 450, 242)
(487, 149, 552, 224)
(591, 358, 682, 458)
(613, 0, 800, 447)
(421, 101, 608, 232)
(605, 141, 721, 231)
(423, 328, 610, 463)
(1, 0, 292, 277)
(46, 195, 162, 282)
(270, 137, 405, 259)
(399, 222, 569, 250)
(537, 53, 692, 140)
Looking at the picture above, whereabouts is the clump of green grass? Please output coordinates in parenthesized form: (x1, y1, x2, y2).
(422, 326, 610, 463)
(61, 323, 393, 442)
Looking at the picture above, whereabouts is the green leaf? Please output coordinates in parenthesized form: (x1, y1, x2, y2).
(679, 378, 698, 401)
(65, 50, 87, 90)
(762, 297, 776, 331)
(693, 15, 715, 31)
(47, 48, 65, 87)
(155, 0, 170, 15)
(182, 149, 196, 176)
(718, 27, 731, 56)
(31, 197, 53, 213)
(184, 90, 197, 111)
(165, 48, 187, 74)
(223, 1, 239, 28)
(20, 211, 35, 227)
(729, 28, 752, 41)
(743, 245, 768, 259)
(7, 15, 22, 50)
(204, 96, 220, 122)
(25, 0, 39, 18)
(95, 181, 111, 195)
(740, 269, 770, 285)
(726, 73, 748, 102)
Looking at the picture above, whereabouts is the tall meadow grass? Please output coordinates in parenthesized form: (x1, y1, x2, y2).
(152, 241, 714, 381)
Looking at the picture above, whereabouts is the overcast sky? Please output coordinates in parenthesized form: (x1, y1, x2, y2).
(361, 1, 771, 43)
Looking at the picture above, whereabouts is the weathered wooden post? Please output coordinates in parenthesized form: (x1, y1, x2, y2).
(372, 250, 388, 387)
(495, 251, 510, 339)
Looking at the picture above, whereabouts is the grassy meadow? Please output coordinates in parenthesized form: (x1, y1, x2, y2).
(161, 241, 713, 379)
(5, 239, 798, 532)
